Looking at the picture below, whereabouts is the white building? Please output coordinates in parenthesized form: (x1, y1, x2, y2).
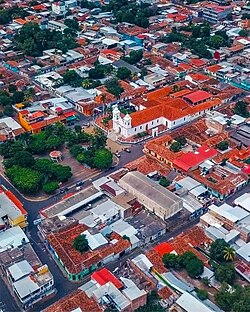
(112, 94, 221, 138)
(52, 2, 66, 15)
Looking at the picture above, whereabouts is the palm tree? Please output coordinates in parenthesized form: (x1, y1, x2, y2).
(223, 246, 235, 261)
(100, 93, 106, 117)
(19, 132, 31, 148)
(82, 79, 91, 89)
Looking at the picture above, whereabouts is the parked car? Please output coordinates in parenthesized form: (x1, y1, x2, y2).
(59, 187, 69, 194)
(124, 148, 131, 153)
(115, 152, 121, 158)
(76, 180, 85, 187)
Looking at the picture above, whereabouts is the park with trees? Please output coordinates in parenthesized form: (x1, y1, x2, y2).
(0, 123, 112, 194)
(14, 22, 78, 56)
(69, 128, 113, 170)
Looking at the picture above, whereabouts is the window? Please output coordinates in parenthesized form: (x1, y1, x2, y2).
(134, 128, 137, 131)
(152, 121, 154, 125)
(173, 121, 176, 125)
(140, 126, 142, 129)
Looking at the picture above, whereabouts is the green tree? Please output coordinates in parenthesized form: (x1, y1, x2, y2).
(215, 30, 229, 40)
(73, 234, 89, 253)
(210, 239, 230, 262)
(93, 148, 113, 169)
(124, 50, 143, 65)
(11, 150, 35, 168)
(186, 257, 204, 278)
(64, 18, 80, 30)
(105, 79, 124, 98)
(215, 287, 232, 312)
(217, 140, 229, 151)
(82, 78, 92, 89)
(239, 29, 248, 37)
(223, 246, 235, 262)
(70, 144, 83, 157)
(209, 35, 226, 49)
(196, 288, 208, 301)
(33, 158, 54, 182)
(63, 70, 82, 87)
(43, 181, 59, 194)
(0, 95, 13, 106)
(0, 141, 24, 158)
(162, 253, 181, 270)
(45, 135, 64, 150)
(8, 84, 17, 93)
(28, 132, 48, 152)
(12, 91, 24, 104)
(215, 264, 236, 285)
(159, 177, 170, 187)
(233, 101, 249, 118)
(192, 25, 202, 38)
(51, 164, 72, 182)
(175, 136, 187, 146)
(170, 141, 182, 152)
(116, 67, 131, 80)
(3, 105, 14, 116)
(6, 165, 42, 194)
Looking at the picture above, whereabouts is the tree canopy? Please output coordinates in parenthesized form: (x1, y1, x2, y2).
(108, 0, 154, 28)
(210, 239, 230, 262)
(6, 165, 42, 194)
(14, 22, 77, 56)
(233, 101, 249, 118)
(217, 140, 229, 151)
(105, 79, 124, 98)
(63, 70, 82, 87)
(163, 251, 204, 279)
(170, 141, 182, 153)
(73, 234, 89, 253)
(215, 264, 236, 285)
(93, 148, 113, 170)
(215, 285, 250, 312)
(116, 67, 131, 80)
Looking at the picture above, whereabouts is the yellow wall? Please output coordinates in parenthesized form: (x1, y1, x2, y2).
(10, 214, 27, 228)
(18, 113, 32, 132)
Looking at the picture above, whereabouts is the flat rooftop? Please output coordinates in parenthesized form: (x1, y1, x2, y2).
(40, 187, 103, 218)
(119, 171, 183, 209)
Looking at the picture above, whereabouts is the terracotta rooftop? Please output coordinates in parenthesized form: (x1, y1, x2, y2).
(125, 155, 170, 176)
(191, 166, 248, 196)
(130, 97, 221, 126)
(47, 224, 130, 275)
(44, 289, 103, 312)
(206, 64, 223, 73)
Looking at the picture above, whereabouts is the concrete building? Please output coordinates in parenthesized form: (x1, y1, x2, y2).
(202, 4, 232, 23)
(0, 226, 55, 310)
(0, 185, 27, 230)
(8, 263, 54, 309)
(119, 172, 183, 220)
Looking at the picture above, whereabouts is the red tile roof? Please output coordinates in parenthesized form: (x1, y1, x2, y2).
(44, 289, 103, 312)
(173, 145, 218, 172)
(130, 97, 221, 126)
(47, 224, 130, 274)
(206, 64, 223, 73)
(188, 58, 207, 68)
(92, 268, 123, 289)
(154, 242, 174, 257)
(184, 90, 212, 103)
